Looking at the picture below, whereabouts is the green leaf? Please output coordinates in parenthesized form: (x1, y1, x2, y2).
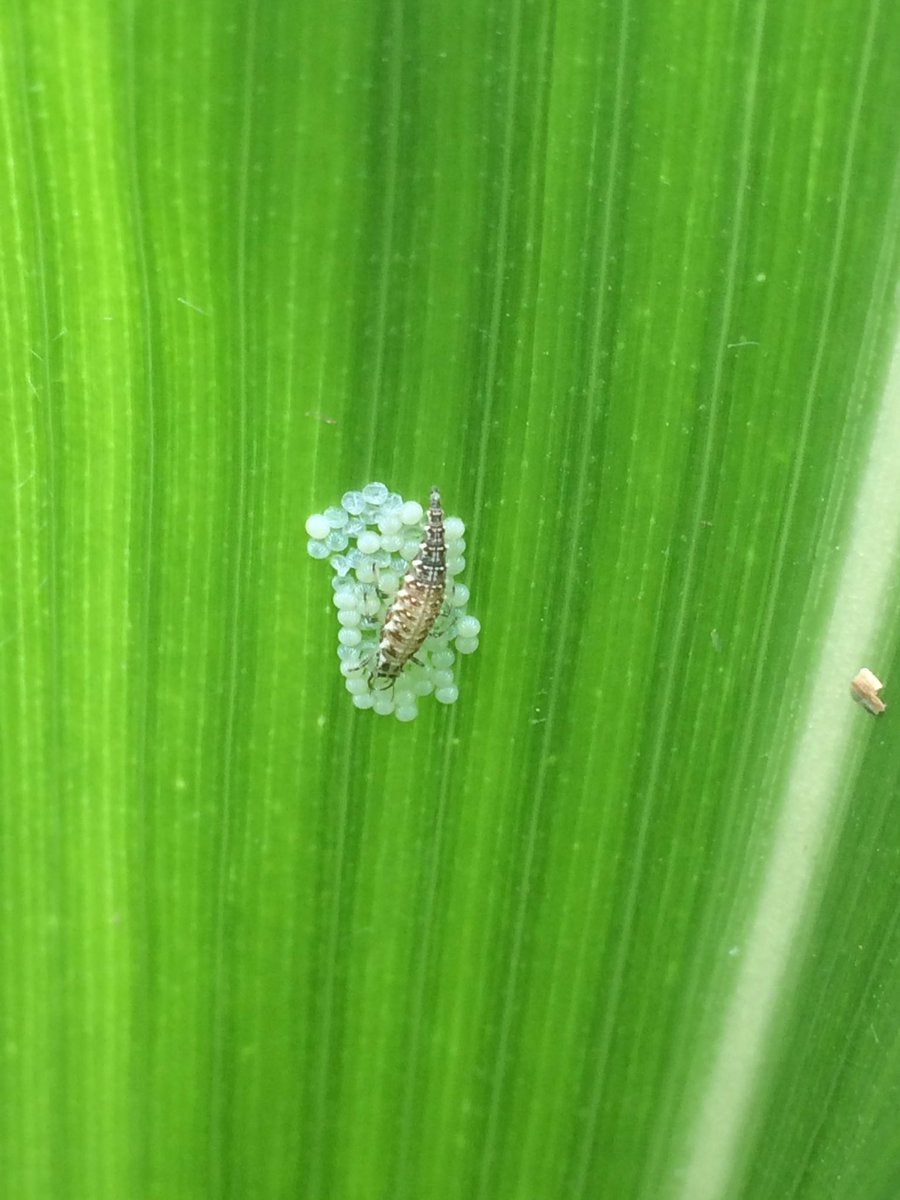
(2, 0, 900, 1196)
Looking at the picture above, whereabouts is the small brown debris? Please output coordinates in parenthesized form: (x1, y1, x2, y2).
(850, 668, 886, 715)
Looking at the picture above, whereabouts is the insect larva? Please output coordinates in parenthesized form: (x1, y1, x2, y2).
(373, 487, 447, 680)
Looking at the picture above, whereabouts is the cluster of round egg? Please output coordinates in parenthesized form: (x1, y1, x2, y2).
(305, 481, 480, 721)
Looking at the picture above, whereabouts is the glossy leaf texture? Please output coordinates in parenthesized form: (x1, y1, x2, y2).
(2, 1, 900, 1197)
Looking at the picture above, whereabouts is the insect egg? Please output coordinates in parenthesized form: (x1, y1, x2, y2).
(307, 482, 480, 719)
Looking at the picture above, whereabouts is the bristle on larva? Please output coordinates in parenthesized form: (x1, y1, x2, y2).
(374, 487, 446, 679)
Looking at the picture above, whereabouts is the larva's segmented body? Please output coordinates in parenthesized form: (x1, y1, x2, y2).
(374, 487, 446, 680)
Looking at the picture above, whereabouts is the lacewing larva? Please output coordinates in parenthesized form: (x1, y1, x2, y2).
(373, 486, 447, 680)
(306, 480, 479, 719)
(850, 667, 886, 715)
